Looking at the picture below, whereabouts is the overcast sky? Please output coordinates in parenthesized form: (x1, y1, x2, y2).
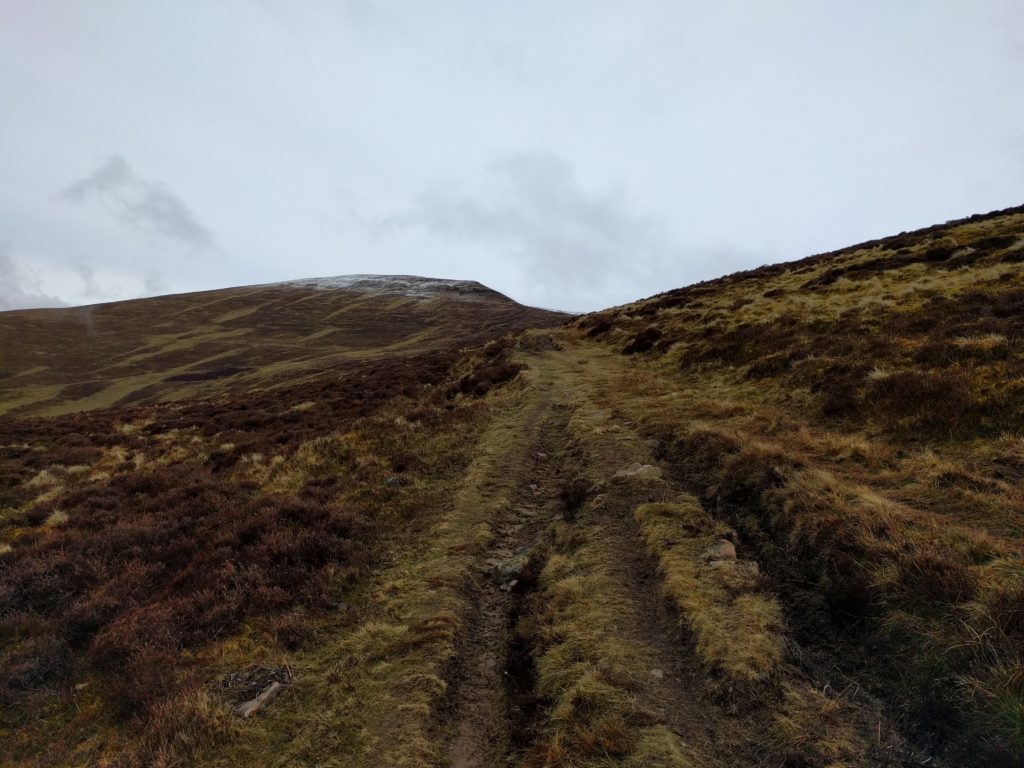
(1, 1, 1022, 313)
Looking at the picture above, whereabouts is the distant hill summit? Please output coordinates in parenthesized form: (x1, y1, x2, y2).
(0, 274, 566, 417)
(276, 274, 503, 300)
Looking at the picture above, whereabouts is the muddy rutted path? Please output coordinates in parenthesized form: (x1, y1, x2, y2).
(440, 343, 762, 766)
(434, 336, 929, 768)
(438, 344, 762, 767)
(445, 403, 570, 767)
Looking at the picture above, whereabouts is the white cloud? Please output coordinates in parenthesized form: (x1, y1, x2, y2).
(0, 242, 66, 311)
(59, 155, 216, 250)
(379, 152, 679, 310)
(0, 1, 1021, 310)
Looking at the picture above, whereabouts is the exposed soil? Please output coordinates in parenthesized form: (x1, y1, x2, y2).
(444, 379, 568, 767)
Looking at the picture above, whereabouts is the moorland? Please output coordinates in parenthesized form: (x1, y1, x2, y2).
(1, 207, 1023, 767)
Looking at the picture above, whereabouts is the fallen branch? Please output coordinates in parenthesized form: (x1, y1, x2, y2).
(235, 681, 285, 718)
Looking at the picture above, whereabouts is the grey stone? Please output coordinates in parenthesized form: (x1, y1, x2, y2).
(702, 539, 737, 561)
(613, 463, 663, 481)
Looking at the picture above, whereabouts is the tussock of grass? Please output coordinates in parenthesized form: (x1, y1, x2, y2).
(127, 687, 237, 768)
(772, 684, 864, 767)
(627, 725, 708, 767)
(528, 524, 647, 765)
(525, 521, 700, 767)
(634, 500, 783, 686)
(956, 655, 1024, 748)
(678, 427, 1024, 758)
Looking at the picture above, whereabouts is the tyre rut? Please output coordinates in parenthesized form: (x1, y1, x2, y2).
(445, 365, 570, 768)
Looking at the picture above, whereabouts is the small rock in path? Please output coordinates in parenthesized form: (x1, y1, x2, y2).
(613, 463, 663, 481)
(702, 539, 737, 561)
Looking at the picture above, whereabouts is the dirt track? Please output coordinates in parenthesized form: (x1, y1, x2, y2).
(437, 335, 924, 767)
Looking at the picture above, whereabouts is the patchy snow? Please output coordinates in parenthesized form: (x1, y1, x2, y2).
(278, 274, 496, 300)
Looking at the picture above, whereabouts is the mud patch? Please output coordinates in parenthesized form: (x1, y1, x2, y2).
(505, 546, 548, 757)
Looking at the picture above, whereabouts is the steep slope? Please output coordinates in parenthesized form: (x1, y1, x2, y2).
(574, 203, 1024, 765)
(582, 203, 1024, 444)
(0, 274, 564, 418)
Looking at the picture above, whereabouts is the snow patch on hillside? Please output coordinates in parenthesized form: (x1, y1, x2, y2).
(280, 274, 496, 300)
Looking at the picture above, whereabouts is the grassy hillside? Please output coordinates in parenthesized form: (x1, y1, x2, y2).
(0, 275, 563, 418)
(0, 331, 532, 765)
(2, 208, 1023, 767)
(576, 203, 1024, 765)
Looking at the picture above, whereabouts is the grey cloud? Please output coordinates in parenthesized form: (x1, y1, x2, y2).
(144, 271, 168, 295)
(383, 152, 675, 310)
(2, 4, 1020, 311)
(0, 242, 67, 311)
(59, 155, 216, 250)
(75, 262, 100, 298)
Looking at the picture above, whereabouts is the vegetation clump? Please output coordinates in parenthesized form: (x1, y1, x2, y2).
(634, 499, 783, 687)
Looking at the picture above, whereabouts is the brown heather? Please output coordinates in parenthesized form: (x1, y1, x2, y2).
(0, 340, 521, 764)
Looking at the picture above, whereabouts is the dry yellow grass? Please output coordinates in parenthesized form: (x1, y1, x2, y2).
(567, 204, 1024, 759)
(528, 520, 702, 767)
(772, 684, 863, 767)
(634, 500, 783, 686)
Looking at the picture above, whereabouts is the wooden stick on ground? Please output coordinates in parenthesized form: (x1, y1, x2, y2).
(235, 681, 285, 718)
